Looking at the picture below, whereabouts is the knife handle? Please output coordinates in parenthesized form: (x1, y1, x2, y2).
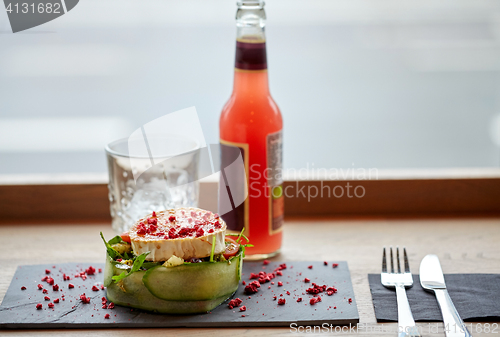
(434, 289, 472, 337)
(395, 284, 421, 337)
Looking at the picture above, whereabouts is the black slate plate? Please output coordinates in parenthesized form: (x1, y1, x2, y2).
(0, 261, 358, 329)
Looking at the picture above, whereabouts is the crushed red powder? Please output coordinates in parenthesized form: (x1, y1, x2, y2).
(53, 298, 59, 303)
(42, 289, 48, 294)
(21, 286, 26, 290)
(239, 306, 246, 312)
(108, 302, 115, 309)
(297, 297, 303, 302)
(80, 294, 91, 304)
(45, 269, 51, 274)
(228, 298, 243, 309)
(68, 284, 74, 289)
(244, 281, 261, 294)
(104, 314, 110, 319)
(326, 287, 338, 296)
(304, 278, 310, 283)
(44, 296, 50, 301)
(278, 298, 286, 305)
(37, 284, 43, 290)
(324, 261, 328, 266)
(86, 266, 96, 275)
(308, 265, 313, 269)
(332, 263, 339, 268)
(48, 303, 54, 309)
(306, 283, 327, 295)
(92, 285, 99, 291)
(348, 298, 352, 304)
(263, 260, 270, 265)
(36, 303, 42, 310)
(52, 284, 59, 291)
(277, 281, 283, 287)
(273, 296, 277, 300)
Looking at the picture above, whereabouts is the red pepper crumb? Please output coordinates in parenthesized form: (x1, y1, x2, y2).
(42, 289, 48, 294)
(92, 285, 99, 291)
(326, 287, 337, 296)
(80, 294, 91, 304)
(334, 306, 337, 309)
(271, 282, 275, 285)
(98, 268, 102, 273)
(228, 298, 243, 309)
(169, 215, 176, 222)
(276, 271, 283, 276)
(104, 314, 110, 319)
(308, 265, 313, 269)
(68, 283, 74, 289)
(324, 261, 328, 266)
(239, 306, 246, 312)
(348, 298, 352, 304)
(277, 281, 283, 287)
(53, 298, 59, 303)
(36, 303, 43, 310)
(101, 285, 105, 290)
(332, 263, 339, 268)
(21, 286, 26, 290)
(101, 297, 106, 302)
(279, 263, 287, 269)
(242, 280, 246, 285)
(273, 296, 277, 300)
(48, 303, 54, 309)
(268, 286, 271, 289)
(278, 298, 286, 305)
(297, 297, 303, 302)
(306, 283, 327, 295)
(47, 277, 54, 285)
(53, 284, 59, 291)
(37, 284, 43, 290)
(86, 266, 96, 275)
(45, 269, 51, 274)
(263, 260, 270, 265)
(108, 302, 115, 309)
(310, 298, 319, 305)
(41, 276, 48, 282)
(244, 281, 261, 294)
(304, 278, 310, 283)
(286, 291, 290, 295)
(44, 296, 50, 301)
(102, 305, 107, 309)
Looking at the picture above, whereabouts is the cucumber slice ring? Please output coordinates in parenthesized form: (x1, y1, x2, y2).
(104, 252, 242, 314)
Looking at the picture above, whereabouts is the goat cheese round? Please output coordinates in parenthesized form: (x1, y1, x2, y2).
(129, 208, 226, 262)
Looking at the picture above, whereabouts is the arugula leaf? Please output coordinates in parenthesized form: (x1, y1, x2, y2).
(100, 232, 123, 260)
(107, 235, 123, 245)
(112, 252, 150, 283)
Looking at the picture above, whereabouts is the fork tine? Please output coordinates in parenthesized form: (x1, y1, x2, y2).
(404, 247, 410, 273)
(382, 247, 387, 272)
(390, 247, 394, 273)
(397, 246, 401, 273)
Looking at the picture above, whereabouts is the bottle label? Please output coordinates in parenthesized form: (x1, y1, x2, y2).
(219, 140, 249, 233)
(235, 40, 267, 71)
(267, 130, 284, 234)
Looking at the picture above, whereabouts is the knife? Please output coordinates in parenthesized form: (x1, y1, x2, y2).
(420, 254, 472, 337)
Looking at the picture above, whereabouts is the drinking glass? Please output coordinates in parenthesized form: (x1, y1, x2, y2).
(105, 135, 200, 233)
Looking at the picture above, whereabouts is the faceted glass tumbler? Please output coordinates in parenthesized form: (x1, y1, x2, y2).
(105, 136, 200, 233)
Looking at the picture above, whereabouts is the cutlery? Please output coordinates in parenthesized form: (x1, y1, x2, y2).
(381, 247, 421, 337)
(420, 254, 472, 337)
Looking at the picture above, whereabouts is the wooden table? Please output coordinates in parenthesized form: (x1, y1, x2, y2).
(1, 218, 499, 336)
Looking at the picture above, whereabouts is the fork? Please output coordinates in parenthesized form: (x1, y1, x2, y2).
(381, 247, 421, 337)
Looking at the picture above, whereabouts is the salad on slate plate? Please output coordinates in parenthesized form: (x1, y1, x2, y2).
(101, 207, 251, 314)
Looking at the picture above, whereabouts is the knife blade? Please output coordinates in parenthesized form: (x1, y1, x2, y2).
(420, 254, 472, 337)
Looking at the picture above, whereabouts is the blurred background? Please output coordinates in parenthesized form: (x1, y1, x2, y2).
(1, 0, 500, 175)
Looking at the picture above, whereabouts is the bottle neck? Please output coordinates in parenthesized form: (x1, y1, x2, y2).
(233, 1, 269, 95)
